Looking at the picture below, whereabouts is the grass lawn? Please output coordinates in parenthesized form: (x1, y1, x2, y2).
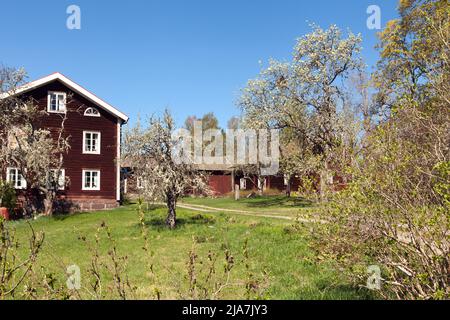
(8, 202, 371, 300)
(181, 195, 314, 218)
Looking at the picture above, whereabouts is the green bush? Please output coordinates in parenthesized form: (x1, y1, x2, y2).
(0, 180, 17, 212)
(309, 117, 449, 300)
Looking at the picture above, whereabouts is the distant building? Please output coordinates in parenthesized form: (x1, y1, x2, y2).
(122, 162, 303, 198)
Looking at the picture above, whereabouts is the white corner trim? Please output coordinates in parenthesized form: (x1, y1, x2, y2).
(1, 72, 129, 122)
(116, 121, 121, 201)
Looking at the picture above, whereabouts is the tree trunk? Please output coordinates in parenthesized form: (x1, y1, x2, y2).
(41, 189, 56, 216)
(43, 198, 54, 216)
(286, 177, 291, 198)
(319, 167, 328, 202)
(166, 192, 177, 229)
(257, 176, 265, 196)
(22, 192, 36, 217)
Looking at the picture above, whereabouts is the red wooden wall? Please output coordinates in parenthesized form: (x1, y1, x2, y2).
(208, 175, 233, 195)
(12, 80, 119, 202)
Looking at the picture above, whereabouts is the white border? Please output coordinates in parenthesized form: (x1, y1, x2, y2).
(84, 107, 101, 117)
(47, 91, 67, 114)
(83, 131, 101, 155)
(82, 169, 101, 191)
(6, 167, 27, 189)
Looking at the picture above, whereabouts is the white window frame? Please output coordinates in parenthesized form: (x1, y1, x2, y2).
(6, 167, 27, 190)
(47, 91, 67, 113)
(327, 173, 334, 185)
(83, 131, 101, 155)
(84, 107, 101, 117)
(82, 170, 101, 191)
(137, 177, 145, 190)
(49, 169, 66, 190)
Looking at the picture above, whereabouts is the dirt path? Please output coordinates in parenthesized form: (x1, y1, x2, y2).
(176, 202, 300, 222)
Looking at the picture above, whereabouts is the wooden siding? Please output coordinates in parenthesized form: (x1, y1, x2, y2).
(208, 175, 233, 195)
(16, 80, 119, 201)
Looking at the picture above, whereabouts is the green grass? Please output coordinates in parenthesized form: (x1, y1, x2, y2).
(181, 195, 314, 218)
(8, 202, 370, 300)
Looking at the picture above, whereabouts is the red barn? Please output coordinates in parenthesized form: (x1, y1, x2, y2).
(2, 73, 128, 213)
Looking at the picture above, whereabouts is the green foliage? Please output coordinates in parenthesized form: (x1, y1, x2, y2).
(297, 176, 318, 201)
(305, 0, 450, 300)
(433, 161, 450, 206)
(0, 219, 45, 298)
(0, 180, 16, 212)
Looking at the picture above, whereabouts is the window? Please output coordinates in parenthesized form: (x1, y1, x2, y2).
(83, 131, 101, 154)
(82, 170, 100, 191)
(49, 169, 66, 190)
(137, 177, 145, 189)
(47, 92, 66, 113)
(84, 107, 100, 117)
(6, 168, 26, 189)
(327, 173, 334, 185)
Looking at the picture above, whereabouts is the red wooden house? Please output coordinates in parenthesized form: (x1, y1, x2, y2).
(2, 73, 129, 212)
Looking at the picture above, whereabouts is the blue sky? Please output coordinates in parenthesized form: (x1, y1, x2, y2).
(0, 0, 399, 127)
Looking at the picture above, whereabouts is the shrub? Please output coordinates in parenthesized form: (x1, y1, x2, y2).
(310, 112, 449, 300)
(0, 219, 45, 298)
(0, 180, 17, 212)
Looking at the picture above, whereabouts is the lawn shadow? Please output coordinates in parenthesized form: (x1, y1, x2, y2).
(52, 211, 88, 221)
(314, 283, 375, 300)
(145, 204, 166, 211)
(52, 203, 167, 222)
(144, 213, 216, 230)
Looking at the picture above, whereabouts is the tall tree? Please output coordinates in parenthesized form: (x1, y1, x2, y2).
(227, 116, 241, 130)
(184, 112, 220, 134)
(124, 110, 209, 229)
(184, 112, 223, 162)
(374, 0, 450, 112)
(239, 25, 364, 199)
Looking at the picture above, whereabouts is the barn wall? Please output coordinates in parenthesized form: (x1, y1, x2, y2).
(208, 175, 233, 195)
(6, 80, 120, 210)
